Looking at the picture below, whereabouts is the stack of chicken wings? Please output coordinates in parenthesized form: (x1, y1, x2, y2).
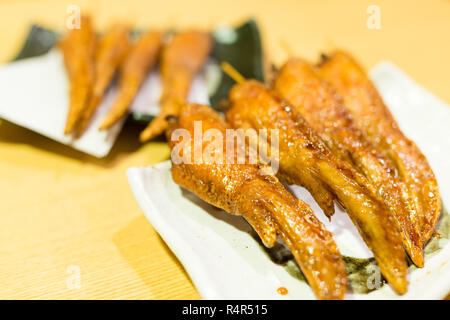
(165, 53, 440, 299)
(60, 15, 212, 139)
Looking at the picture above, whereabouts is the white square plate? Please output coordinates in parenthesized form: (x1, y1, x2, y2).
(127, 62, 450, 299)
(0, 50, 209, 158)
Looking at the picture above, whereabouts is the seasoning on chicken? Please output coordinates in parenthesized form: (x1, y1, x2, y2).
(168, 103, 347, 300)
(99, 31, 162, 130)
(139, 31, 212, 142)
(274, 58, 423, 267)
(317, 51, 441, 245)
(226, 80, 408, 294)
(76, 24, 130, 135)
(60, 15, 96, 135)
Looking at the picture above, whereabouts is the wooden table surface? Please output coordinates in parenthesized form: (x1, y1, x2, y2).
(0, 0, 449, 299)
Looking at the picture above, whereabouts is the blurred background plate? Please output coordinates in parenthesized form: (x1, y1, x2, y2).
(10, 19, 265, 122)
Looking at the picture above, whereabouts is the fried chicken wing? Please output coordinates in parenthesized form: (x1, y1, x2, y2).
(76, 24, 130, 135)
(139, 31, 212, 142)
(274, 58, 423, 266)
(60, 15, 96, 135)
(99, 31, 162, 130)
(226, 80, 408, 294)
(168, 103, 346, 300)
(226, 113, 336, 218)
(318, 51, 441, 245)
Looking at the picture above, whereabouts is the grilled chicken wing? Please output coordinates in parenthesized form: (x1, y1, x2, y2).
(99, 31, 162, 130)
(76, 24, 130, 135)
(168, 103, 346, 299)
(318, 51, 441, 245)
(140, 31, 212, 142)
(226, 80, 408, 294)
(60, 15, 96, 135)
(274, 58, 423, 266)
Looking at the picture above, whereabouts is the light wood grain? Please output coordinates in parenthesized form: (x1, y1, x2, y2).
(0, 0, 449, 299)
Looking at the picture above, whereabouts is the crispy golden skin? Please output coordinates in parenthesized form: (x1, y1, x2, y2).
(169, 103, 346, 300)
(274, 58, 423, 266)
(318, 51, 441, 245)
(76, 24, 131, 135)
(226, 80, 408, 294)
(99, 31, 162, 130)
(140, 31, 212, 142)
(223, 103, 336, 218)
(60, 15, 96, 135)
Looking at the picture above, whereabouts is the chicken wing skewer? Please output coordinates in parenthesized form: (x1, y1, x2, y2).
(274, 58, 423, 266)
(222, 63, 336, 217)
(139, 31, 212, 142)
(99, 31, 162, 130)
(60, 15, 96, 135)
(168, 103, 347, 300)
(226, 80, 408, 294)
(317, 51, 441, 245)
(76, 24, 130, 135)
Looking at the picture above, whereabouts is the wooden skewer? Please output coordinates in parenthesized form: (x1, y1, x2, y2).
(279, 39, 294, 58)
(220, 61, 245, 84)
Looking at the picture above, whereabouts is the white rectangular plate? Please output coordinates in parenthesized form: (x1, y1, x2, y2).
(0, 50, 209, 158)
(127, 62, 450, 299)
